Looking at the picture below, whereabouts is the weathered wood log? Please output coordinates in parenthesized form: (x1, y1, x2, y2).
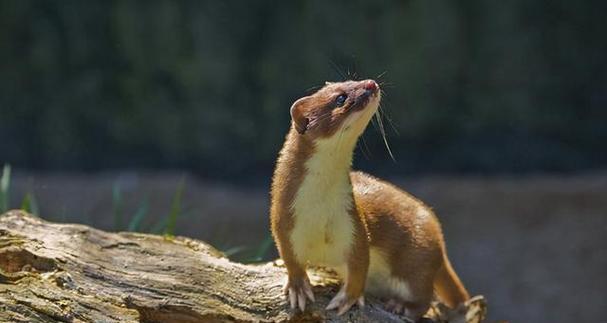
(0, 210, 486, 323)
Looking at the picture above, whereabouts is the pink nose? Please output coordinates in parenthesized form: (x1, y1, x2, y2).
(364, 80, 378, 92)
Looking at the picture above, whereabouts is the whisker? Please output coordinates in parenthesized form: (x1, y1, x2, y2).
(370, 111, 380, 132)
(308, 110, 335, 125)
(379, 105, 400, 135)
(378, 82, 396, 88)
(375, 109, 396, 161)
(335, 124, 347, 154)
(306, 108, 347, 130)
(305, 84, 324, 93)
(329, 60, 347, 81)
(359, 132, 372, 160)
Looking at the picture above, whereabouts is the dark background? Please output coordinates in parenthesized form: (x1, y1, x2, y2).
(1, 1, 606, 323)
(2, 1, 606, 178)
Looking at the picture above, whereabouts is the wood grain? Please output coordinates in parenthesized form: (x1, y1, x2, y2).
(0, 210, 486, 323)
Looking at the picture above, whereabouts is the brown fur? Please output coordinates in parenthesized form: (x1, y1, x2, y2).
(270, 80, 469, 320)
(270, 128, 314, 285)
(351, 172, 469, 313)
(289, 81, 378, 138)
(434, 253, 470, 308)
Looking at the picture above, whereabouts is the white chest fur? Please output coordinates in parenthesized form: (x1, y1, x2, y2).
(290, 134, 356, 269)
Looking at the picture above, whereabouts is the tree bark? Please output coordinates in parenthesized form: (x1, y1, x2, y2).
(0, 210, 486, 323)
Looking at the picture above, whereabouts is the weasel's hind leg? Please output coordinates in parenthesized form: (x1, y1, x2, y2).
(382, 273, 434, 322)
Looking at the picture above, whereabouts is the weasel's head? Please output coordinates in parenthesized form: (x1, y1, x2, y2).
(290, 79, 381, 140)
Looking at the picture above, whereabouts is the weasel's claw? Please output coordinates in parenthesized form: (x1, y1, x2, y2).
(358, 296, 365, 307)
(284, 277, 315, 312)
(298, 289, 306, 312)
(326, 288, 364, 316)
(288, 287, 297, 309)
(304, 282, 315, 302)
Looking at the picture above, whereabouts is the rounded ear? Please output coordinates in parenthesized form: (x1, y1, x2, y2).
(290, 97, 311, 135)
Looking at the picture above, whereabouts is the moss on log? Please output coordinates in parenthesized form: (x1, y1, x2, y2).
(0, 210, 486, 322)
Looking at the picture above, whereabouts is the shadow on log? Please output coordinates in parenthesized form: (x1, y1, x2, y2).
(0, 210, 486, 323)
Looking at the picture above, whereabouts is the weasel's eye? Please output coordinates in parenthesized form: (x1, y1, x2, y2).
(335, 94, 347, 107)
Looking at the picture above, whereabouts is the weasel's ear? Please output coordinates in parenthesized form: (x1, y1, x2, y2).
(290, 96, 311, 135)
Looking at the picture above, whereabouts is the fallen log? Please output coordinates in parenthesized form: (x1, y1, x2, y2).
(0, 210, 486, 322)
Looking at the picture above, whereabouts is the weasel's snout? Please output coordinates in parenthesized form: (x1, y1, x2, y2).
(348, 79, 380, 113)
(363, 79, 378, 92)
(361, 80, 379, 99)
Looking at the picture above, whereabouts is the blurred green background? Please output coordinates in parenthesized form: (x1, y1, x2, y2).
(1, 1, 605, 178)
(1, 1, 606, 323)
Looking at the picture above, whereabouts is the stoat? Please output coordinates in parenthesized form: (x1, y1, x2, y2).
(270, 79, 469, 321)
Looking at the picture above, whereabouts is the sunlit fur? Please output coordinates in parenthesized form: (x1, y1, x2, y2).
(271, 80, 469, 320)
(290, 89, 380, 269)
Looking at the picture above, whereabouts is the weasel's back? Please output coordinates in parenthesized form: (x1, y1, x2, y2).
(350, 171, 445, 251)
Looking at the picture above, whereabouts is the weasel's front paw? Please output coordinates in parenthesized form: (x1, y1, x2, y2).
(284, 275, 315, 312)
(326, 285, 365, 316)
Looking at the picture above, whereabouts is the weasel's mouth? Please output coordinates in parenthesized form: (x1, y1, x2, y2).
(349, 88, 379, 112)
(347, 79, 379, 112)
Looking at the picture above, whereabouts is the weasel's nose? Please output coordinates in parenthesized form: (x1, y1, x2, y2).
(363, 80, 378, 92)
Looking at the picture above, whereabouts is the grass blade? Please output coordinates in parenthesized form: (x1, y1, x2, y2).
(127, 197, 149, 232)
(164, 177, 185, 236)
(150, 217, 168, 234)
(222, 246, 248, 258)
(21, 192, 40, 216)
(112, 182, 122, 230)
(250, 236, 273, 263)
(0, 164, 11, 212)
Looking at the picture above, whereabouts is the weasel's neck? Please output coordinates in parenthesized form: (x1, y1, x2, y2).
(307, 134, 356, 180)
(296, 130, 359, 204)
(275, 127, 360, 208)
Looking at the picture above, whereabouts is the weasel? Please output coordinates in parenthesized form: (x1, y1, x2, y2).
(270, 79, 469, 321)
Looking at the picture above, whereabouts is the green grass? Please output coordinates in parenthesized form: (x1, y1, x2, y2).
(21, 192, 39, 216)
(112, 182, 123, 230)
(109, 175, 190, 236)
(164, 177, 185, 236)
(1, 164, 40, 217)
(249, 236, 273, 262)
(218, 235, 274, 263)
(127, 196, 148, 232)
(1, 164, 11, 213)
(1, 165, 274, 264)
(111, 177, 189, 236)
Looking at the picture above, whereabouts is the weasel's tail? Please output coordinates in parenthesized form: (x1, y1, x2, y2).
(434, 253, 470, 308)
